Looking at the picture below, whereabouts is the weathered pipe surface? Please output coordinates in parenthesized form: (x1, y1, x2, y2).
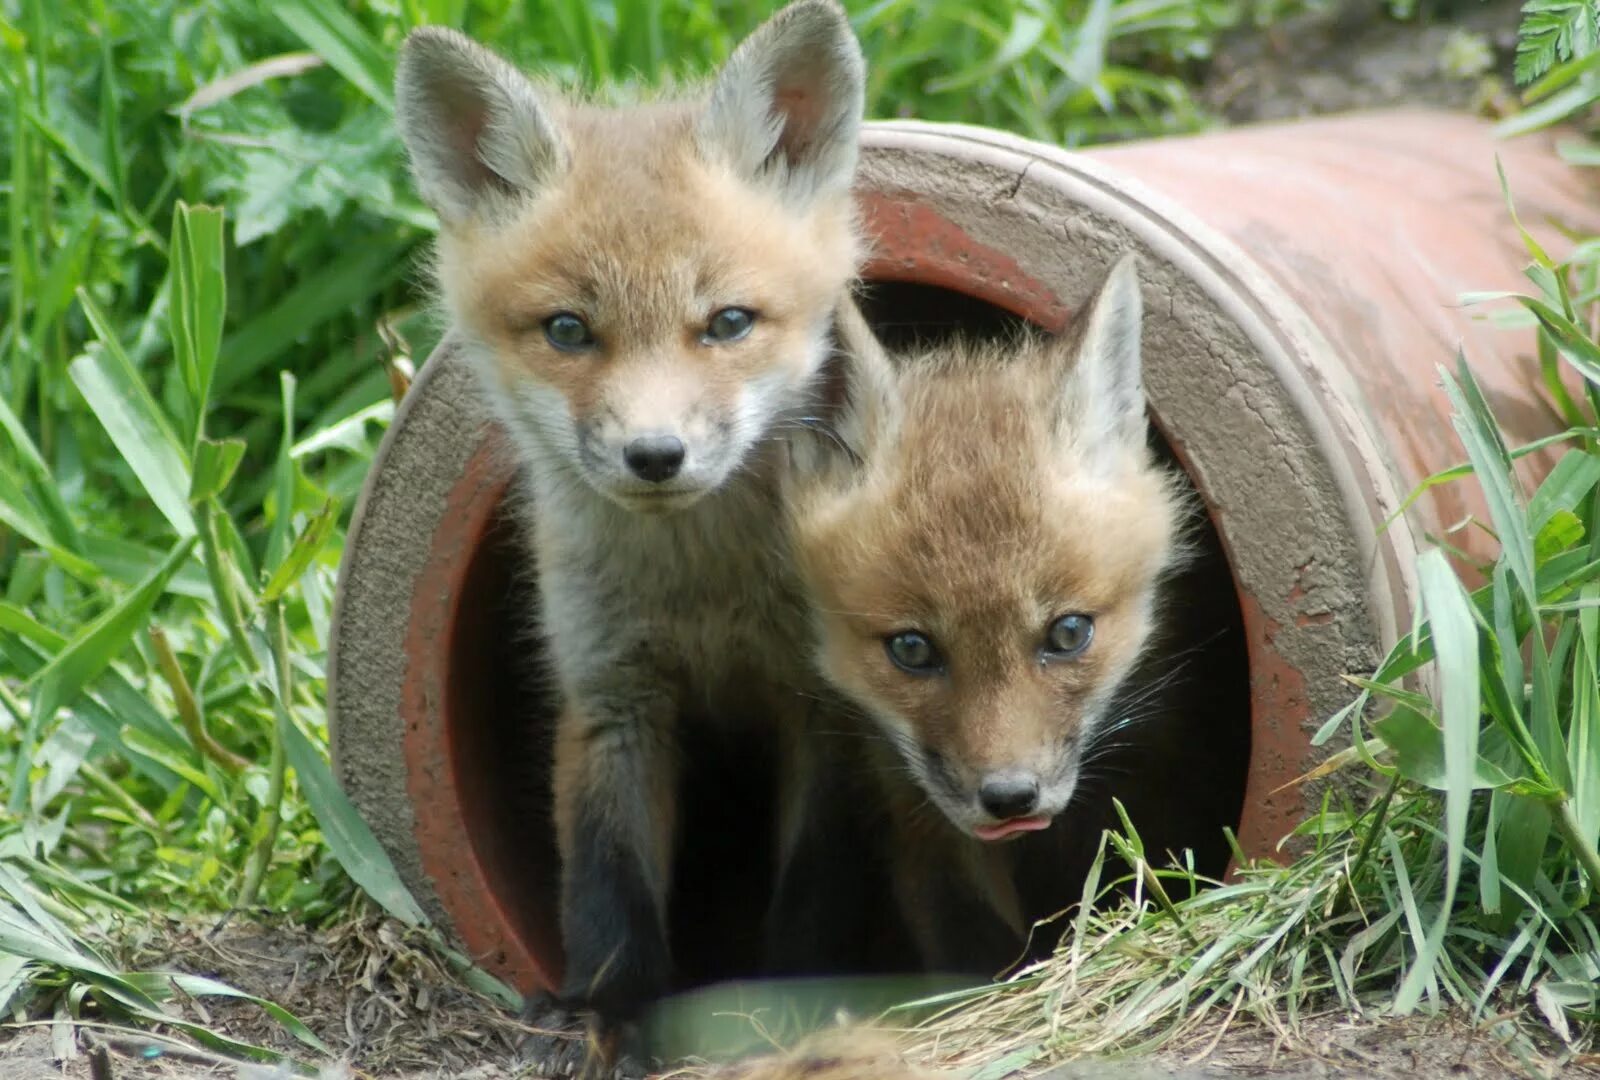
(328, 110, 1596, 994)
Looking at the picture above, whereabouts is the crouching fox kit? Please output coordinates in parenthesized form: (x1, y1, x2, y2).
(393, 0, 879, 1070)
(788, 257, 1231, 971)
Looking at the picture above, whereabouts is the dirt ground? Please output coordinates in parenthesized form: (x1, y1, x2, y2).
(0, 2, 1576, 1078)
(0, 915, 1595, 1080)
(1197, 0, 1525, 123)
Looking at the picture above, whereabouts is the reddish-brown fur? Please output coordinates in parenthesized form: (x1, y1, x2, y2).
(395, 4, 881, 1072)
(440, 104, 857, 443)
(796, 358, 1177, 782)
(786, 257, 1188, 971)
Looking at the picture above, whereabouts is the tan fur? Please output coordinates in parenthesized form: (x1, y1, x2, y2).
(394, 1, 877, 1063)
(795, 352, 1178, 778)
(439, 105, 858, 461)
(785, 256, 1187, 969)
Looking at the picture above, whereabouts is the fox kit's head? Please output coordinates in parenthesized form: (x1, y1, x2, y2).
(787, 257, 1187, 841)
(395, 2, 866, 512)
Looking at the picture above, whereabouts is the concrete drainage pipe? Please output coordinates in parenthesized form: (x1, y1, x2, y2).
(328, 110, 1595, 995)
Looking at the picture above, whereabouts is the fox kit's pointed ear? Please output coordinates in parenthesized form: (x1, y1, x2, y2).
(788, 298, 896, 481)
(699, 0, 866, 205)
(394, 27, 568, 225)
(1057, 253, 1148, 466)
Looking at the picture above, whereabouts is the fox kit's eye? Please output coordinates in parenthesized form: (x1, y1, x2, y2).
(544, 313, 596, 352)
(704, 307, 756, 344)
(1044, 614, 1094, 658)
(885, 630, 942, 674)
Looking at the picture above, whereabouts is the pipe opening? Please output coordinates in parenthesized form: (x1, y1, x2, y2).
(442, 280, 1252, 992)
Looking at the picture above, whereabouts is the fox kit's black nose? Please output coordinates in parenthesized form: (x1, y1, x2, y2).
(624, 436, 686, 483)
(979, 773, 1040, 819)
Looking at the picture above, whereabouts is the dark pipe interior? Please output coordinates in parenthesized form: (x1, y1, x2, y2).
(448, 280, 1252, 992)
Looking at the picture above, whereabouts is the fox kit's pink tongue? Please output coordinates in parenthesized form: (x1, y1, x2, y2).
(974, 816, 1052, 842)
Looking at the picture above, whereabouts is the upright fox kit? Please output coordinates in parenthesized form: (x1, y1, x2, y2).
(393, 0, 872, 1061)
(789, 257, 1212, 971)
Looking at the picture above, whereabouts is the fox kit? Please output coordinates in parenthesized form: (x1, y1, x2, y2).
(393, 0, 874, 1067)
(788, 257, 1224, 972)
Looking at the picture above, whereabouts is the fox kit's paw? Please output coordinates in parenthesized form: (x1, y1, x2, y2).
(517, 992, 649, 1079)
(516, 992, 588, 1076)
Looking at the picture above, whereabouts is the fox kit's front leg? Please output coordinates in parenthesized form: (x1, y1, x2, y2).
(763, 696, 885, 975)
(550, 691, 679, 1050)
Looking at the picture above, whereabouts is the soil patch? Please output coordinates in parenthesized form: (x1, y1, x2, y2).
(1198, 0, 1525, 123)
(2, 917, 1593, 1079)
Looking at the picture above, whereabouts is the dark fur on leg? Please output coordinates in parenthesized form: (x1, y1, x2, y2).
(558, 796, 674, 1022)
(550, 698, 678, 1078)
(517, 991, 589, 1077)
(763, 729, 888, 976)
(517, 991, 649, 1079)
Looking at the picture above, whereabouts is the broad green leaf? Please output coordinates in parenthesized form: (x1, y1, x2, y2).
(260, 499, 340, 603)
(79, 533, 212, 600)
(1373, 704, 1511, 791)
(273, 0, 394, 109)
(8, 537, 197, 812)
(72, 288, 196, 536)
(0, 460, 98, 581)
(189, 437, 246, 504)
(0, 954, 31, 1016)
(1530, 450, 1600, 534)
(118, 727, 222, 806)
(1496, 82, 1600, 138)
(1519, 295, 1600, 386)
(926, 12, 1046, 92)
(168, 203, 227, 445)
(22, 534, 197, 716)
(1536, 508, 1586, 561)
(1569, 584, 1600, 858)
(216, 239, 408, 394)
(1540, 551, 1600, 604)
(280, 714, 428, 927)
(1441, 360, 1535, 604)
(0, 394, 81, 550)
(27, 215, 98, 350)
(1492, 790, 1553, 930)
(291, 399, 394, 459)
(1063, 0, 1114, 87)
(1393, 548, 1480, 1014)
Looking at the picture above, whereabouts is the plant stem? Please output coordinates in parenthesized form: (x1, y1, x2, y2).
(197, 499, 257, 671)
(77, 760, 163, 836)
(0, 674, 26, 730)
(148, 623, 250, 775)
(235, 601, 291, 913)
(1552, 796, 1600, 905)
(1349, 774, 1402, 894)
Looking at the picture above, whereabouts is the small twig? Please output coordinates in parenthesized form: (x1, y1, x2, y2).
(385, 354, 414, 403)
(148, 624, 251, 775)
(377, 314, 414, 403)
(235, 600, 291, 912)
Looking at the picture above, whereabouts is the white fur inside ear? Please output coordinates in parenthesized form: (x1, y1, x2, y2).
(698, 0, 866, 206)
(1060, 253, 1148, 466)
(394, 27, 568, 224)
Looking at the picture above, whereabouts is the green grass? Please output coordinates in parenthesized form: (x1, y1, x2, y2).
(892, 27, 1600, 1070)
(0, 0, 1597, 1074)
